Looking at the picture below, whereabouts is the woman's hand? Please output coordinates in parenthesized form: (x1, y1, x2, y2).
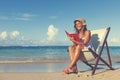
(68, 36, 84, 49)
(68, 36, 78, 45)
(68, 36, 74, 41)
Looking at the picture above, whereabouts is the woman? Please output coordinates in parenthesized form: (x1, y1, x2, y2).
(62, 18, 91, 74)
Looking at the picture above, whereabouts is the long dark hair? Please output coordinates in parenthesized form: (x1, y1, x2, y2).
(74, 20, 87, 34)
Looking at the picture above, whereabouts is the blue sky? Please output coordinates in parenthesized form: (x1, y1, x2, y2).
(0, 0, 120, 46)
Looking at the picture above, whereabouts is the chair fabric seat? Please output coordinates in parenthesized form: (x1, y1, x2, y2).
(78, 27, 113, 75)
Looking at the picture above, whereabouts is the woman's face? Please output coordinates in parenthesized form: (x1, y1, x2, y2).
(75, 21, 83, 30)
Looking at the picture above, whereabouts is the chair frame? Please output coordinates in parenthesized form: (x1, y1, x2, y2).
(82, 27, 114, 75)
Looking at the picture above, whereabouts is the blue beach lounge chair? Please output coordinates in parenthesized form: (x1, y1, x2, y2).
(80, 27, 114, 75)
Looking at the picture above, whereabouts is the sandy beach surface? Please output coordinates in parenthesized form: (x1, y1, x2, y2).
(0, 56, 120, 80)
(0, 68, 120, 80)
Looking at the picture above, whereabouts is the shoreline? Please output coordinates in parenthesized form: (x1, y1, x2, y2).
(0, 59, 69, 64)
(0, 56, 120, 63)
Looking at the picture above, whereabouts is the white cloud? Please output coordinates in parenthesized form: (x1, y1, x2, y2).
(10, 31, 20, 39)
(109, 38, 120, 45)
(0, 31, 20, 40)
(47, 25, 58, 42)
(20, 36, 26, 41)
(22, 13, 35, 17)
(0, 30, 39, 46)
(0, 31, 8, 40)
(15, 13, 36, 21)
(0, 13, 36, 21)
(0, 16, 9, 20)
(15, 17, 30, 21)
(49, 16, 58, 19)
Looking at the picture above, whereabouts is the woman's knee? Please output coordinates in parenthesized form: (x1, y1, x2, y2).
(76, 45, 82, 50)
(67, 45, 74, 53)
(68, 45, 74, 51)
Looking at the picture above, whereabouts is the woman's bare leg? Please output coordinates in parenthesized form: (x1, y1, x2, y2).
(62, 45, 78, 73)
(68, 45, 82, 69)
(68, 45, 78, 71)
(68, 45, 75, 61)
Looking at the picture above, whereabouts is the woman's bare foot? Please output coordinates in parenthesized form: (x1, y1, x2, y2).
(72, 65, 78, 73)
(62, 67, 78, 74)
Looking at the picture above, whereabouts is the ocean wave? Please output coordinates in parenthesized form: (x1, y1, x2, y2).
(0, 58, 69, 63)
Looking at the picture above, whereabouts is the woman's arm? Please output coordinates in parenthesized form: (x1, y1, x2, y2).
(69, 37, 83, 45)
(82, 30, 91, 45)
(68, 30, 91, 45)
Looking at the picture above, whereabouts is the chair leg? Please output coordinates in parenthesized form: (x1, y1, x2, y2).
(92, 51, 114, 75)
(106, 42, 112, 66)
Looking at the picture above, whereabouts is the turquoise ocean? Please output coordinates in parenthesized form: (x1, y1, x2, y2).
(0, 46, 120, 72)
(0, 46, 120, 60)
(0, 46, 68, 61)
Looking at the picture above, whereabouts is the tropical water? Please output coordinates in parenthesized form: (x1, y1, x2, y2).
(0, 46, 120, 72)
(0, 46, 120, 61)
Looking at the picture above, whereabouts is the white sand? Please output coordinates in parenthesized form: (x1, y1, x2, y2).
(0, 68, 120, 80)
